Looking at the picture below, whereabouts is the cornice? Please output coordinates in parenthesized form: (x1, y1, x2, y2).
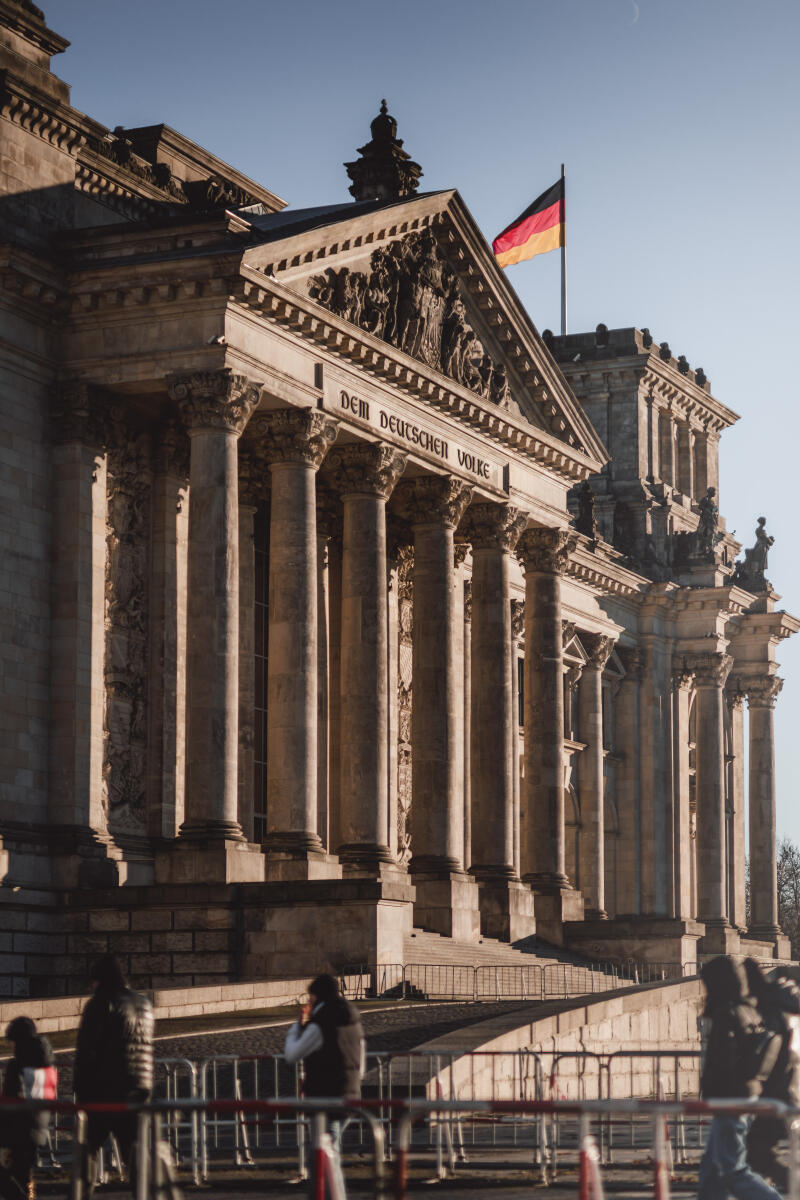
(234, 269, 600, 485)
(0, 245, 69, 317)
(565, 544, 647, 599)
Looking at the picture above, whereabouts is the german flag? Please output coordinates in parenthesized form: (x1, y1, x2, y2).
(492, 178, 565, 269)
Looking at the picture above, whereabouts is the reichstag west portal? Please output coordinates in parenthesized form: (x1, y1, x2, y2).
(1, 0, 795, 997)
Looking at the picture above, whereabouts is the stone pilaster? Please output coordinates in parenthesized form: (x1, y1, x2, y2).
(250, 408, 339, 879)
(726, 685, 747, 931)
(462, 503, 534, 942)
(517, 526, 582, 942)
(676, 421, 694, 498)
(747, 676, 783, 939)
(511, 599, 525, 881)
(315, 488, 340, 856)
(578, 633, 614, 919)
(395, 476, 479, 939)
(236, 452, 263, 845)
(688, 651, 737, 952)
(326, 442, 406, 875)
(157, 369, 264, 884)
(49, 383, 122, 887)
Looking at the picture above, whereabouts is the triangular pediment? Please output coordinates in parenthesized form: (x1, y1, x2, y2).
(239, 190, 607, 467)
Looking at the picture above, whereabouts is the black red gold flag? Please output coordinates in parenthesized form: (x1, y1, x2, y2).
(492, 178, 565, 269)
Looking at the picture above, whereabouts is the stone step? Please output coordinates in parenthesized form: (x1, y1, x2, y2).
(402, 928, 599, 971)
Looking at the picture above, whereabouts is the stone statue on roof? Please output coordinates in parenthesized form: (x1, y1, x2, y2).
(733, 516, 774, 592)
(696, 487, 719, 558)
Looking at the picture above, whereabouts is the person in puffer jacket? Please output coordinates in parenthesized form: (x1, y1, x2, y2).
(0, 1017, 57, 1200)
(697, 956, 782, 1200)
(74, 955, 153, 1198)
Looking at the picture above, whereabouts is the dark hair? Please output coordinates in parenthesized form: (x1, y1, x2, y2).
(743, 958, 771, 1007)
(90, 954, 127, 992)
(5, 1016, 37, 1045)
(308, 973, 339, 1003)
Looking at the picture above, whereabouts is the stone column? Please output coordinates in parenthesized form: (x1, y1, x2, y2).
(147, 420, 190, 842)
(689, 651, 735, 950)
(250, 408, 339, 879)
(658, 409, 675, 488)
(615, 647, 642, 914)
(461, 503, 534, 942)
(50, 383, 121, 888)
(236, 452, 262, 845)
(671, 661, 695, 920)
(578, 633, 614, 919)
(511, 600, 525, 881)
(726, 686, 747, 931)
(462, 575, 472, 871)
(694, 429, 710, 498)
(747, 676, 783, 938)
(517, 527, 581, 941)
(315, 489, 339, 854)
(158, 369, 264, 884)
(394, 476, 478, 938)
(326, 442, 406, 875)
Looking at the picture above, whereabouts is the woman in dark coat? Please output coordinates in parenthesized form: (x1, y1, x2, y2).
(0, 1017, 57, 1200)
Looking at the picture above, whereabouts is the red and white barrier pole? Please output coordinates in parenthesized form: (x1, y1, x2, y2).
(653, 1110, 670, 1200)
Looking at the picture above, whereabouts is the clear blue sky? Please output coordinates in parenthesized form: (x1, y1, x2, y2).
(48, 0, 800, 840)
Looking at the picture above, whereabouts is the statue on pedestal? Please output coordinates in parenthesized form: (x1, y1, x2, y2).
(574, 480, 598, 540)
(696, 487, 719, 558)
(733, 517, 774, 592)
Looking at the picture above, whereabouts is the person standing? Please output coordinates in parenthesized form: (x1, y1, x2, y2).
(284, 974, 365, 1197)
(697, 956, 782, 1200)
(0, 1017, 57, 1200)
(74, 955, 154, 1197)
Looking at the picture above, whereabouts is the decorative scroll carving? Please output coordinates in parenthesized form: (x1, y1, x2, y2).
(309, 229, 512, 406)
(103, 414, 152, 837)
(510, 599, 525, 643)
(562, 621, 577, 648)
(460, 503, 527, 553)
(248, 408, 338, 469)
(396, 544, 414, 865)
(682, 652, 733, 689)
(52, 380, 107, 446)
(168, 369, 262, 435)
(584, 633, 614, 671)
(325, 442, 406, 499)
(746, 676, 783, 709)
(565, 664, 583, 696)
(726, 686, 746, 711)
(671, 659, 695, 691)
(395, 476, 473, 530)
(517, 527, 577, 575)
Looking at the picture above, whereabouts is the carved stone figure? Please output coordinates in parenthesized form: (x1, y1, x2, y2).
(733, 516, 775, 592)
(574, 480, 598, 540)
(309, 229, 512, 407)
(696, 486, 719, 557)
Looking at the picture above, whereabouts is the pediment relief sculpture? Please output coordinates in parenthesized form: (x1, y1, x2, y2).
(309, 229, 513, 410)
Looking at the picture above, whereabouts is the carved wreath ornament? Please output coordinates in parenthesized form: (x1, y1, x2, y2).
(309, 230, 512, 406)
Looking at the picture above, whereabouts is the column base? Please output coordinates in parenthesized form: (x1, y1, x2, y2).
(48, 826, 125, 889)
(263, 849, 342, 882)
(744, 928, 792, 961)
(155, 838, 265, 884)
(338, 844, 401, 881)
(410, 870, 481, 942)
(528, 883, 585, 945)
(475, 878, 535, 943)
(565, 915, 704, 970)
(697, 919, 740, 958)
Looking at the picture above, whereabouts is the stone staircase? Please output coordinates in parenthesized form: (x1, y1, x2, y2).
(403, 927, 595, 970)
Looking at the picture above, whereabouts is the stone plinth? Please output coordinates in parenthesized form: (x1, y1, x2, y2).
(476, 880, 536, 944)
(155, 839, 265, 885)
(535, 888, 586, 945)
(565, 915, 703, 969)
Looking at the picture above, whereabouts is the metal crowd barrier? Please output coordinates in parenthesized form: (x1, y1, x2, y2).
(3, 1094, 799, 1200)
(341, 958, 696, 1001)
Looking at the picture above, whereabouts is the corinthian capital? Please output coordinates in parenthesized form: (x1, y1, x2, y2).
(584, 632, 614, 670)
(460, 502, 528, 553)
(249, 407, 338, 470)
(168, 369, 262, 435)
(684, 651, 733, 689)
(394, 475, 473, 530)
(746, 676, 784, 709)
(517, 527, 578, 575)
(325, 441, 407, 499)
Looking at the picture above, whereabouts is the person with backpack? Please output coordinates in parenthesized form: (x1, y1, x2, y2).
(742, 958, 800, 1190)
(0, 1018, 57, 1200)
(697, 955, 783, 1200)
(284, 973, 365, 1197)
(74, 955, 154, 1198)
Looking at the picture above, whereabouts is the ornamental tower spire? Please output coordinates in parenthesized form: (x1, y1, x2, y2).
(344, 99, 423, 202)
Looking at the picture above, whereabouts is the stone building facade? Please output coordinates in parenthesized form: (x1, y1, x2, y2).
(0, 1, 795, 996)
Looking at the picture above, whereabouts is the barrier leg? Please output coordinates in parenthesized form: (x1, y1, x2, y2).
(311, 1113, 328, 1200)
(653, 1111, 670, 1200)
(578, 1113, 591, 1200)
(70, 1110, 88, 1200)
(135, 1112, 149, 1200)
(394, 1114, 411, 1200)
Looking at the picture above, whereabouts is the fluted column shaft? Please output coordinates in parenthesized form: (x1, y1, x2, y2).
(578, 634, 613, 918)
(748, 677, 783, 935)
(328, 443, 406, 872)
(170, 370, 261, 839)
(399, 478, 473, 872)
(690, 653, 732, 924)
(463, 504, 527, 879)
(517, 528, 577, 889)
(249, 409, 338, 865)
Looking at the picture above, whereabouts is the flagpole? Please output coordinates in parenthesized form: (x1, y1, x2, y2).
(560, 162, 567, 336)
